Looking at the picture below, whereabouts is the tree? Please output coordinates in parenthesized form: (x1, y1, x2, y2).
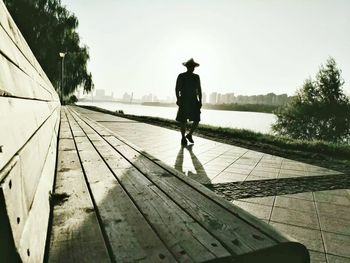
(4, 0, 93, 95)
(273, 58, 350, 143)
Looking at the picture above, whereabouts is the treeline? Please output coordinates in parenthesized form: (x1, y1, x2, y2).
(203, 103, 279, 113)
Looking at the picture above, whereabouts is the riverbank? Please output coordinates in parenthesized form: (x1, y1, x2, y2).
(141, 102, 280, 113)
(79, 105, 350, 174)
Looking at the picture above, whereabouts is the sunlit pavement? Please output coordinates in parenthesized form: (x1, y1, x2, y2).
(74, 106, 350, 263)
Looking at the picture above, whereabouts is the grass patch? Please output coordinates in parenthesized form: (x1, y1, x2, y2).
(78, 105, 350, 173)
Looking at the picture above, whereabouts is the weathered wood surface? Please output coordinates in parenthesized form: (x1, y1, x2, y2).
(0, 1, 60, 262)
(0, 98, 57, 168)
(46, 106, 309, 263)
(0, 26, 53, 99)
(47, 112, 110, 263)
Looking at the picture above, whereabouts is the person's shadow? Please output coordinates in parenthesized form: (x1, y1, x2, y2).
(174, 144, 210, 184)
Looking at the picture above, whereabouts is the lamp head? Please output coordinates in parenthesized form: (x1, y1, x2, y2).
(59, 52, 66, 58)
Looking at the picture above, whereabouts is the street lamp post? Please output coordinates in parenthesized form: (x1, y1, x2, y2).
(59, 52, 66, 104)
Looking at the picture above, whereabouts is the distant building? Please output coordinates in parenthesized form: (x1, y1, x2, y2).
(209, 92, 217, 104)
(95, 89, 105, 98)
(202, 92, 207, 104)
(166, 96, 176, 103)
(122, 92, 132, 102)
(93, 89, 114, 101)
(141, 93, 153, 103)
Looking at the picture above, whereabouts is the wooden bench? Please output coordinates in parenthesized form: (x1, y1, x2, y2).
(0, 1, 60, 262)
(47, 106, 309, 263)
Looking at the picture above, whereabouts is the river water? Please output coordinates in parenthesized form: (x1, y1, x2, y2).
(77, 101, 277, 134)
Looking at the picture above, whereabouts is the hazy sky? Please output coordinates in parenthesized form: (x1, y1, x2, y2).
(62, 0, 350, 99)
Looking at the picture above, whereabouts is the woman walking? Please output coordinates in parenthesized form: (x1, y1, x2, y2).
(175, 58, 202, 146)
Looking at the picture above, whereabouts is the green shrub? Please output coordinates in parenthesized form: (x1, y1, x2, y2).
(273, 58, 350, 143)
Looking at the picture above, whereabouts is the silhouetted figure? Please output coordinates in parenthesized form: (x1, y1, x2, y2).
(175, 58, 202, 146)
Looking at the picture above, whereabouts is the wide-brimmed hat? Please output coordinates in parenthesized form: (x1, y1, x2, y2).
(183, 58, 200, 67)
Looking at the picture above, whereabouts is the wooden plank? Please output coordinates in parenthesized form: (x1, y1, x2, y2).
(0, 24, 19, 66)
(17, 125, 57, 263)
(0, 156, 27, 247)
(0, 106, 58, 247)
(0, 107, 59, 262)
(0, 97, 58, 169)
(63, 109, 177, 263)
(67, 109, 232, 262)
(0, 26, 54, 96)
(48, 113, 110, 263)
(19, 108, 59, 211)
(0, 53, 53, 100)
(0, 151, 18, 182)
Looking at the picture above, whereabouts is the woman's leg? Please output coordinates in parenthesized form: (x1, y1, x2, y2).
(180, 121, 186, 138)
(188, 121, 199, 136)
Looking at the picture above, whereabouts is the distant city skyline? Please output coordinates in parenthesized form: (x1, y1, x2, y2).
(82, 88, 290, 106)
(63, 0, 350, 98)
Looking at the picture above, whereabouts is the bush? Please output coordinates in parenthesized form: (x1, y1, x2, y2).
(273, 58, 350, 143)
(66, 95, 78, 105)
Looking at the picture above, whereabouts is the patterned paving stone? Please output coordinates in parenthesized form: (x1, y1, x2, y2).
(314, 192, 350, 206)
(315, 202, 350, 220)
(270, 207, 320, 229)
(309, 251, 327, 263)
(323, 232, 350, 258)
(238, 196, 275, 206)
(319, 215, 350, 236)
(249, 170, 279, 179)
(269, 222, 324, 252)
(326, 254, 350, 263)
(211, 172, 247, 184)
(320, 189, 350, 196)
(231, 200, 272, 220)
(283, 192, 315, 201)
(274, 196, 316, 213)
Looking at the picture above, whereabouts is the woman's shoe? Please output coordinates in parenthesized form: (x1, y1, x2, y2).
(181, 137, 188, 146)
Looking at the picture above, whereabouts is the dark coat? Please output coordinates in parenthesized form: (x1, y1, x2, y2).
(175, 72, 202, 122)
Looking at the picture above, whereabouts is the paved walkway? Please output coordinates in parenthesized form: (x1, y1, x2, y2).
(75, 106, 350, 263)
